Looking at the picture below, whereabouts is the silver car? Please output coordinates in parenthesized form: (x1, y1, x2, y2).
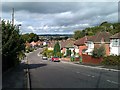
(42, 56, 48, 60)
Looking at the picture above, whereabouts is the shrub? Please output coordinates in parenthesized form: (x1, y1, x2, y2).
(56, 52, 62, 58)
(101, 55, 120, 65)
(42, 48, 54, 58)
(66, 49, 71, 57)
(92, 45, 105, 58)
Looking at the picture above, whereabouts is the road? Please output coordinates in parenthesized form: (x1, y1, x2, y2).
(27, 48, 119, 88)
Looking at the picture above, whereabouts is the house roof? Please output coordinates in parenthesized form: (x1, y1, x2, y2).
(25, 42, 31, 47)
(110, 32, 120, 39)
(65, 42, 74, 48)
(48, 40, 57, 48)
(74, 36, 88, 46)
(87, 31, 111, 43)
(36, 41, 43, 45)
(30, 41, 37, 46)
(60, 39, 75, 48)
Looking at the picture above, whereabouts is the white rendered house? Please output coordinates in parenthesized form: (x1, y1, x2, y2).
(110, 32, 120, 56)
(85, 41, 94, 55)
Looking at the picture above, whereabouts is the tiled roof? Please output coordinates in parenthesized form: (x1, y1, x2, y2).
(93, 31, 111, 43)
(60, 39, 75, 48)
(74, 31, 111, 45)
(48, 40, 57, 48)
(110, 32, 120, 39)
(74, 36, 88, 46)
(87, 31, 111, 43)
(25, 42, 31, 47)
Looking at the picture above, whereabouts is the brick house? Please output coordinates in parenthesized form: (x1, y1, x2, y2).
(74, 36, 89, 56)
(85, 31, 111, 56)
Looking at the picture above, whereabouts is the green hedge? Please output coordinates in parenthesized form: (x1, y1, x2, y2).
(101, 55, 120, 65)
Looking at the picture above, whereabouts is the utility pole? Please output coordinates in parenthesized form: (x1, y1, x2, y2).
(12, 8, 14, 26)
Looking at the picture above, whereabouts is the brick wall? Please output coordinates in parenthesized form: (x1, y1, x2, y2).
(82, 54, 103, 64)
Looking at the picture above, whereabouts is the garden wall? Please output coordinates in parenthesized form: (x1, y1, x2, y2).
(82, 54, 103, 64)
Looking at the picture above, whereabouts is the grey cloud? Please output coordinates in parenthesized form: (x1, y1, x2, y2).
(2, 2, 118, 34)
(2, 2, 81, 14)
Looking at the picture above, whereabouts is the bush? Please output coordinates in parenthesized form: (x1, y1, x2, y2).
(101, 55, 120, 65)
(92, 45, 105, 58)
(2, 20, 25, 72)
(56, 52, 62, 58)
(42, 48, 54, 58)
(66, 49, 71, 57)
(26, 47, 34, 53)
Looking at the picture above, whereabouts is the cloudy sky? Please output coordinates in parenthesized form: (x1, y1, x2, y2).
(1, 1, 119, 34)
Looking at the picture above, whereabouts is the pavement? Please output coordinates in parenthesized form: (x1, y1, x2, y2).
(60, 60, 120, 72)
(2, 49, 40, 89)
(2, 60, 27, 89)
(2, 54, 31, 89)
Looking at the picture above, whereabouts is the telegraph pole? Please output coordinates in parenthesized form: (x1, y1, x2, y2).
(12, 8, 14, 26)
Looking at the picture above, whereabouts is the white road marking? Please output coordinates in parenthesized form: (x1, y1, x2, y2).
(107, 80, 119, 85)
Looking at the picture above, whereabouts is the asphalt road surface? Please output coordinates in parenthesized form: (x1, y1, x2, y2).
(27, 48, 119, 88)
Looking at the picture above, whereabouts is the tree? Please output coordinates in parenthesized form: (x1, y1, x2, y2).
(2, 20, 25, 72)
(73, 30, 83, 40)
(21, 33, 39, 43)
(53, 41, 61, 57)
(29, 33, 39, 42)
(92, 45, 105, 58)
(21, 33, 31, 42)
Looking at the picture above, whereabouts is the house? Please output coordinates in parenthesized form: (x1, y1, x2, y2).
(36, 40, 43, 47)
(30, 41, 37, 48)
(25, 41, 31, 48)
(110, 32, 120, 55)
(74, 36, 88, 56)
(47, 40, 57, 51)
(85, 31, 111, 55)
(60, 39, 75, 57)
(43, 41, 47, 46)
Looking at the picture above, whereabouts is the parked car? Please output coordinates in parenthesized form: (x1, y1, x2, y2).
(42, 56, 48, 60)
(51, 57, 60, 62)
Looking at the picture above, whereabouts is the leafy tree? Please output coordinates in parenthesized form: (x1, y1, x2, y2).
(73, 30, 83, 40)
(29, 33, 39, 42)
(2, 20, 25, 72)
(92, 45, 105, 58)
(21, 33, 39, 42)
(21, 33, 31, 42)
(53, 41, 61, 57)
(74, 21, 120, 39)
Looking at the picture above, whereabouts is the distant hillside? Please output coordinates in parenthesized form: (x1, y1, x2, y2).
(73, 22, 120, 40)
(38, 34, 73, 40)
(38, 34, 73, 37)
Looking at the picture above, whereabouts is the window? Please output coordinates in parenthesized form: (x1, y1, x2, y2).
(112, 39, 120, 46)
(87, 41, 93, 48)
